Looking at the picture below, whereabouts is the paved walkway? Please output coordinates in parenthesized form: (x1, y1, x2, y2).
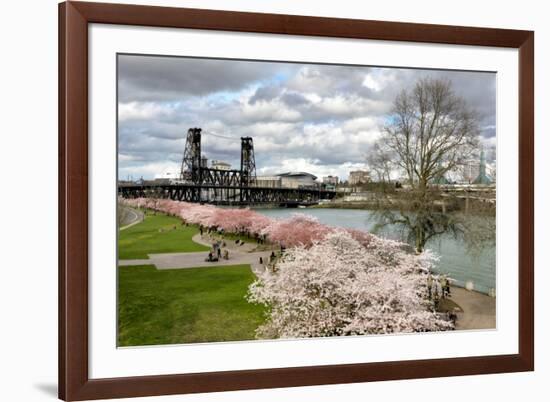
(119, 207, 144, 231)
(447, 286, 496, 330)
(119, 233, 274, 275)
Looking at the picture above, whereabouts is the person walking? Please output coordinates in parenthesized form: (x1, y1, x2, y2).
(439, 275, 447, 299)
(432, 279, 442, 309)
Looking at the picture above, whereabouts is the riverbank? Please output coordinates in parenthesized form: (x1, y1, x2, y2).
(311, 201, 383, 209)
(120, 203, 495, 337)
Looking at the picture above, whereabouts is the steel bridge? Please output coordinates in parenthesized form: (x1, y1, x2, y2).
(118, 127, 336, 206)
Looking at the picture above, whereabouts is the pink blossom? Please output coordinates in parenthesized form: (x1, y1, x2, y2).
(248, 230, 453, 338)
(120, 198, 450, 337)
(263, 213, 333, 247)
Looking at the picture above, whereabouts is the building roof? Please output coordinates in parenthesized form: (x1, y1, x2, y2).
(276, 172, 318, 180)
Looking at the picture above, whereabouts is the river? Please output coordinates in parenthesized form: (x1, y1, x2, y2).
(255, 208, 496, 295)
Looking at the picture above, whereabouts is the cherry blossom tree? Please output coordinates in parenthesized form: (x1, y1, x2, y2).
(121, 198, 450, 336)
(262, 213, 333, 247)
(205, 208, 258, 233)
(248, 230, 452, 338)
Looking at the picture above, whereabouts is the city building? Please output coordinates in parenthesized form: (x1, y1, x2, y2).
(431, 163, 451, 185)
(255, 176, 282, 188)
(473, 150, 493, 184)
(277, 172, 318, 189)
(458, 159, 480, 184)
(154, 170, 183, 184)
(151, 177, 171, 185)
(211, 160, 231, 170)
(348, 170, 370, 185)
(459, 151, 496, 184)
(322, 175, 339, 186)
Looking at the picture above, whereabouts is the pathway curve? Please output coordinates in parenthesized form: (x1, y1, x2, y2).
(448, 286, 496, 330)
(119, 207, 144, 231)
(119, 233, 274, 275)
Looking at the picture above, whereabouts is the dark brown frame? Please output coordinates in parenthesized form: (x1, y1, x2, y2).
(59, 1, 534, 400)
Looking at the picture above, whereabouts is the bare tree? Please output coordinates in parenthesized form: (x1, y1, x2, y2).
(385, 78, 479, 189)
(370, 78, 484, 252)
(366, 141, 394, 184)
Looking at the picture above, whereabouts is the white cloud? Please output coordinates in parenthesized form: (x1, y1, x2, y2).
(362, 74, 383, 91)
(119, 161, 181, 180)
(362, 70, 397, 92)
(118, 56, 496, 179)
(119, 102, 176, 122)
(239, 99, 302, 123)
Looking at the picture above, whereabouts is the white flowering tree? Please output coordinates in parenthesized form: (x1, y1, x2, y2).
(248, 230, 452, 338)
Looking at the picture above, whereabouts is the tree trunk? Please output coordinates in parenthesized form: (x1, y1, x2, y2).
(415, 223, 426, 253)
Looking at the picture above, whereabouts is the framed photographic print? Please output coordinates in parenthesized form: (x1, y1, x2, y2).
(59, 1, 534, 400)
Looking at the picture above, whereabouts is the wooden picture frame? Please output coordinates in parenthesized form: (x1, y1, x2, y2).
(59, 1, 534, 400)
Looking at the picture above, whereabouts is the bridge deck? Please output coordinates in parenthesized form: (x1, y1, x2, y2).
(118, 183, 336, 205)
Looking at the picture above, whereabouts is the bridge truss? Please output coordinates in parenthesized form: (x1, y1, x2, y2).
(120, 127, 336, 205)
(118, 183, 336, 206)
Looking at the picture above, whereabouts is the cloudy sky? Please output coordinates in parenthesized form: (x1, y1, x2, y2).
(118, 54, 496, 181)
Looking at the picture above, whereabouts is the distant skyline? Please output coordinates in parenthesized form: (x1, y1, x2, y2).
(118, 55, 496, 181)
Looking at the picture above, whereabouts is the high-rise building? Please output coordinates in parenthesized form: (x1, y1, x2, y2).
(459, 151, 495, 184)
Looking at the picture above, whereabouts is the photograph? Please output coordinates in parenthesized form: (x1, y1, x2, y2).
(116, 54, 497, 347)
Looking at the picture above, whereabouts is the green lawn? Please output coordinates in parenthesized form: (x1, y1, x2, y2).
(118, 265, 266, 346)
(118, 211, 209, 259)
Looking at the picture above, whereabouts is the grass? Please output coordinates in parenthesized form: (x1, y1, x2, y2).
(118, 264, 266, 346)
(118, 211, 209, 259)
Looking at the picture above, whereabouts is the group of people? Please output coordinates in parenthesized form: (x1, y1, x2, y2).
(253, 232, 268, 244)
(259, 250, 281, 273)
(427, 274, 462, 327)
(428, 274, 451, 307)
(205, 240, 229, 262)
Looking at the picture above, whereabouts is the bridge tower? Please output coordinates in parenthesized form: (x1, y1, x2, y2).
(180, 128, 202, 184)
(239, 137, 257, 202)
